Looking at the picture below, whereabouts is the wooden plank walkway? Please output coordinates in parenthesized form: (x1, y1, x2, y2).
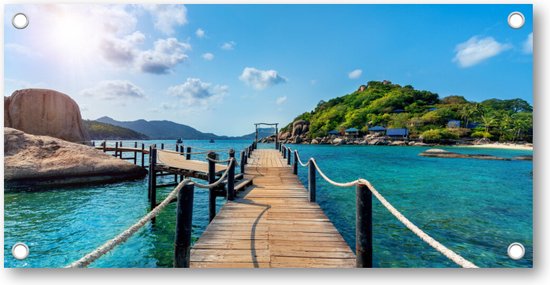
(190, 149, 355, 268)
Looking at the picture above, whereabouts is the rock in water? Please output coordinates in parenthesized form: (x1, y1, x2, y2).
(419, 148, 510, 161)
(4, 128, 146, 187)
(4, 89, 90, 143)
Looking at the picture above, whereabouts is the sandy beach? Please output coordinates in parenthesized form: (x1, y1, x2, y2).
(457, 143, 533, 151)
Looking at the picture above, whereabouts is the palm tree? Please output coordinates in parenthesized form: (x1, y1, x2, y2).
(481, 113, 496, 134)
(458, 104, 475, 128)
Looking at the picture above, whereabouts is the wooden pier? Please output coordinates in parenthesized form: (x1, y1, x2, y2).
(190, 149, 355, 268)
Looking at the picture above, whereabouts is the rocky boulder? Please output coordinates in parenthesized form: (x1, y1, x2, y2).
(332, 138, 345, 145)
(292, 120, 310, 137)
(279, 131, 291, 140)
(4, 128, 146, 186)
(4, 89, 90, 143)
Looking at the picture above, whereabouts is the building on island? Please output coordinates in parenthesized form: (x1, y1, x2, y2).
(345, 127, 360, 138)
(447, 120, 461, 128)
(328, 130, 340, 136)
(386, 128, 409, 140)
(368, 126, 386, 134)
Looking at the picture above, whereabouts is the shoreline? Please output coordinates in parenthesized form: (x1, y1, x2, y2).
(455, 143, 533, 151)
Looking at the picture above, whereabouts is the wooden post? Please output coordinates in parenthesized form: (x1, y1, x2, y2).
(141, 143, 145, 167)
(283, 146, 287, 159)
(247, 147, 251, 158)
(179, 145, 184, 181)
(240, 150, 245, 174)
(275, 124, 279, 150)
(161, 143, 164, 150)
(186, 146, 191, 160)
(208, 151, 217, 222)
(102, 141, 106, 152)
(293, 150, 298, 175)
(255, 125, 258, 149)
(115, 142, 119, 158)
(148, 148, 158, 221)
(174, 182, 194, 268)
(356, 183, 373, 268)
(134, 142, 138, 165)
(308, 159, 316, 203)
(227, 149, 235, 201)
(287, 148, 291, 165)
(92, 141, 95, 147)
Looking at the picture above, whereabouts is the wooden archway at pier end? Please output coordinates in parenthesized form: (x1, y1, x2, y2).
(253, 122, 279, 150)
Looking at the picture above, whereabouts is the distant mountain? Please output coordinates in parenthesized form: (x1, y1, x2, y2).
(83, 120, 149, 140)
(239, 128, 277, 140)
(96, 116, 228, 140)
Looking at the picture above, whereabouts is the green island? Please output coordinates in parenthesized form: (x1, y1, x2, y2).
(279, 80, 532, 145)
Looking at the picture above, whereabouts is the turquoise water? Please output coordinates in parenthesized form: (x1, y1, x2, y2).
(4, 141, 533, 268)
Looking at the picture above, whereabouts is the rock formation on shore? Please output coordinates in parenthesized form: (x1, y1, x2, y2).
(4, 89, 90, 143)
(4, 128, 146, 187)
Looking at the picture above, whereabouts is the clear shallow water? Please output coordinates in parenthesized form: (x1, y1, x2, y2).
(4, 141, 532, 268)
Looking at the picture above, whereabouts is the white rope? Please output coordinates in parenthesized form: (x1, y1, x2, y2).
(194, 158, 235, 189)
(311, 158, 360, 187)
(356, 179, 478, 268)
(294, 150, 310, 167)
(66, 179, 193, 268)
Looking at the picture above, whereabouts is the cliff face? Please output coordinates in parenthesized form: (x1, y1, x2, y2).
(4, 89, 90, 143)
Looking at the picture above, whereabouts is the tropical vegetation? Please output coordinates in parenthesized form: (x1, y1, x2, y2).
(282, 81, 533, 143)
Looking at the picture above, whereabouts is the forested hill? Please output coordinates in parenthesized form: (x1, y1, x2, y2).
(83, 120, 149, 140)
(282, 80, 533, 142)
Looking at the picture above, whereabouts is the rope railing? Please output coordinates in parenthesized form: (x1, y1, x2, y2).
(281, 144, 478, 268)
(66, 179, 192, 268)
(194, 158, 236, 189)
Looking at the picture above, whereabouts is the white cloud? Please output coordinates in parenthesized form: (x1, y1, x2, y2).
(523, 33, 533, 54)
(348, 69, 363, 79)
(80, 80, 146, 100)
(221, 41, 236, 50)
(196, 28, 206, 38)
(5, 43, 41, 57)
(453, 36, 511, 68)
(239, 67, 287, 90)
(202, 53, 214, 61)
(168, 78, 228, 107)
(142, 4, 187, 35)
(137, 38, 191, 74)
(92, 5, 138, 35)
(99, 31, 145, 65)
(276, 96, 287, 105)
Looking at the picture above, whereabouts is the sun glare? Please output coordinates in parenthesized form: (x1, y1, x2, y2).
(49, 11, 98, 61)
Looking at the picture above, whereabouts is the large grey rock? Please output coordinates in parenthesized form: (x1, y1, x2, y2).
(292, 120, 310, 137)
(4, 89, 90, 143)
(4, 128, 146, 186)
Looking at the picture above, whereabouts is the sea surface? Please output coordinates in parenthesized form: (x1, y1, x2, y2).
(4, 140, 533, 268)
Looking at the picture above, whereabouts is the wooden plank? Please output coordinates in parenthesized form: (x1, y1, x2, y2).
(190, 149, 355, 268)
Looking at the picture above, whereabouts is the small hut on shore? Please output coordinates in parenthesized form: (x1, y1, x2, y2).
(368, 126, 386, 134)
(345, 128, 359, 138)
(386, 128, 409, 140)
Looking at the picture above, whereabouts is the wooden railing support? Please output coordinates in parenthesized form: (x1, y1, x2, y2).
(114, 142, 119, 158)
(174, 182, 194, 268)
(208, 151, 217, 222)
(186, 146, 191, 160)
(308, 160, 316, 203)
(283, 146, 287, 159)
(240, 150, 246, 174)
(141, 143, 145, 167)
(356, 183, 373, 268)
(287, 148, 291, 165)
(227, 149, 235, 201)
(293, 151, 298, 175)
(148, 147, 158, 223)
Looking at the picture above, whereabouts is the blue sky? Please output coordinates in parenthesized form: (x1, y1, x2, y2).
(4, 4, 533, 136)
